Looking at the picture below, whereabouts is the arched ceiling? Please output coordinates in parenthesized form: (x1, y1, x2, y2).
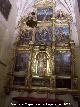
(16, 0, 35, 23)
(17, 0, 75, 20)
(16, 0, 76, 23)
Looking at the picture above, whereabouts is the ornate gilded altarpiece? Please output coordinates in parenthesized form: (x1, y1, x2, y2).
(7, 0, 79, 94)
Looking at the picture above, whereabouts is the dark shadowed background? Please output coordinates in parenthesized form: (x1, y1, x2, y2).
(0, 0, 11, 20)
(77, 0, 80, 13)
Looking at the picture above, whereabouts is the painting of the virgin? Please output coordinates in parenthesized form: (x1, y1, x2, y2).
(35, 26, 53, 45)
(55, 27, 70, 46)
(55, 51, 72, 75)
(15, 52, 30, 72)
(36, 52, 47, 76)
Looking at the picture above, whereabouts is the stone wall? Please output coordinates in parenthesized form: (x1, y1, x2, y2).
(0, 0, 17, 107)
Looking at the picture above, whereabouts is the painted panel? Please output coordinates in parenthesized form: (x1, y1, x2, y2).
(14, 52, 30, 72)
(32, 77, 50, 87)
(35, 26, 53, 45)
(18, 30, 32, 45)
(55, 51, 72, 75)
(56, 79, 71, 89)
(13, 76, 25, 86)
(55, 27, 70, 46)
(37, 7, 53, 21)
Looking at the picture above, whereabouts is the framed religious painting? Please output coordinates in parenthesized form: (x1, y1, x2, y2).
(32, 77, 50, 87)
(18, 29, 33, 45)
(13, 76, 25, 86)
(14, 51, 30, 72)
(37, 7, 53, 21)
(54, 50, 72, 76)
(56, 78, 71, 89)
(35, 26, 53, 45)
(55, 10, 72, 21)
(55, 24, 70, 46)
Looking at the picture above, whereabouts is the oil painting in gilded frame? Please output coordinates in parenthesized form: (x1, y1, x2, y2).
(13, 76, 25, 86)
(35, 26, 53, 45)
(37, 7, 53, 21)
(14, 51, 30, 72)
(18, 29, 33, 45)
(32, 77, 50, 87)
(55, 26, 70, 46)
(55, 50, 72, 75)
(56, 78, 71, 89)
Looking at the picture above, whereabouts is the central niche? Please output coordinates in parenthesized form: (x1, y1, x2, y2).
(32, 51, 51, 76)
(37, 52, 47, 76)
